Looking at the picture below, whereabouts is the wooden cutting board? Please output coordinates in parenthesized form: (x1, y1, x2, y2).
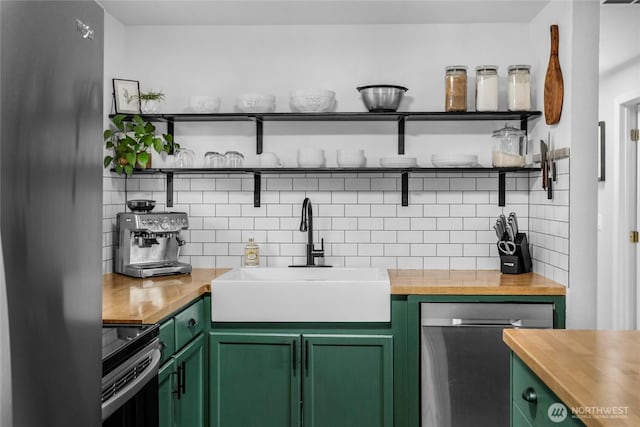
(544, 25, 564, 125)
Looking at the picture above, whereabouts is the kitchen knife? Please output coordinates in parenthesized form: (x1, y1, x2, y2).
(540, 140, 548, 190)
(549, 131, 557, 182)
(508, 212, 519, 235)
(493, 224, 503, 241)
(506, 222, 515, 242)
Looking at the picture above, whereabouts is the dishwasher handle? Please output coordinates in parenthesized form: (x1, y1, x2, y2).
(453, 318, 523, 327)
(421, 318, 524, 327)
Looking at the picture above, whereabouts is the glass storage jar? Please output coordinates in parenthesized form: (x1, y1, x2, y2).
(224, 151, 244, 168)
(492, 124, 526, 167)
(445, 66, 468, 112)
(475, 65, 498, 112)
(507, 65, 531, 111)
(204, 151, 225, 168)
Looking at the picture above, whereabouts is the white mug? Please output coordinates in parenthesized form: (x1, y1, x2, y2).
(260, 152, 283, 168)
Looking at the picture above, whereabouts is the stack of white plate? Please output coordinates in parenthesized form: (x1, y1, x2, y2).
(431, 154, 478, 167)
(379, 156, 417, 168)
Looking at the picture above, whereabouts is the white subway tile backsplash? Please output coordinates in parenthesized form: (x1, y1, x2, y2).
(384, 217, 410, 230)
(216, 204, 241, 216)
(358, 244, 384, 256)
(104, 169, 562, 282)
(411, 244, 437, 257)
(332, 192, 358, 204)
(437, 218, 463, 230)
(345, 231, 371, 243)
(371, 204, 397, 217)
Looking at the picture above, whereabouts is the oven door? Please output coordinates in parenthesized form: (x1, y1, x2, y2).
(102, 340, 161, 427)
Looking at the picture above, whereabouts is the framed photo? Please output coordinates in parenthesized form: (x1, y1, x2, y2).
(598, 120, 605, 182)
(113, 78, 140, 114)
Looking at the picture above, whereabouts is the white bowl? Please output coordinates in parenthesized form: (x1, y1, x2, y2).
(189, 96, 221, 113)
(236, 93, 276, 113)
(290, 89, 335, 112)
(337, 149, 365, 167)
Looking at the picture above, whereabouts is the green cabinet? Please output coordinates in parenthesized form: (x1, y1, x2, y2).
(511, 354, 583, 427)
(210, 333, 300, 427)
(303, 335, 393, 427)
(209, 332, 393, 427)
(158, 335, 205, 427)
(158, 298, 206, 427)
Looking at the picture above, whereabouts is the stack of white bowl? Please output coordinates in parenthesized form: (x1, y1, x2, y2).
(290, 89, 335, 113)
(236, 93, 276, 113)
(337, 149, 365, 167)
(297, 148, 325, 167)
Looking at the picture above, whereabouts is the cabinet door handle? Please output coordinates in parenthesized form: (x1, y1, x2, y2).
(304, 340, 309, 376)
(522, 387, 537, 403)
(187, 318, 197, 329)
(180, 361, 186, 394)
(173, 368, 182, 400)
(292, 342, 297, 376)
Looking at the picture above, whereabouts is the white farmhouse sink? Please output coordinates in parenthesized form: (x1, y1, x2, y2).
(211, 267, 390, 322)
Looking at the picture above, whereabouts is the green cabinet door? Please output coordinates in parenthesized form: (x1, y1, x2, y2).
(175, 334, 205, 427)
(159, 360, 176, 427)
(209, 332, 301, 427)
(303, 334, 393, 427)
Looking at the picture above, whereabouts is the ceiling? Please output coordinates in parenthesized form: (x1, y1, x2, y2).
(98, 0, 551, 26)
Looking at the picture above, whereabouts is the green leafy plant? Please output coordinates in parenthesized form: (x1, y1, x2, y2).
(137, 90, 165, 102)
(103, 114, 178, 176)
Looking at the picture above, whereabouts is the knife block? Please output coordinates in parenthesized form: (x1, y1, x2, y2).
(498, 233, 532, 274)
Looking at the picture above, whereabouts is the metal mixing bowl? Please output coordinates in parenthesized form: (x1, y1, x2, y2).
(357, 85, 408, 112)
(127, 199, 156, 212)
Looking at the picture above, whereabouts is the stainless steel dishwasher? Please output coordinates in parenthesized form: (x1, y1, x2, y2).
(420, 302, 554, 427)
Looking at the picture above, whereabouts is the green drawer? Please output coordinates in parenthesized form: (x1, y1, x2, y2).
(512, 356, 581, 426)
(175, 299, 204, 351)
(159, 318, 176, 365)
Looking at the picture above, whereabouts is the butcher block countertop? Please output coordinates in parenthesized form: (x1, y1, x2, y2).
(388, 269, 565, 295)
(102, 268, 230, 324)
(103, 268, 565, 323)
(504, 329, 640, 427)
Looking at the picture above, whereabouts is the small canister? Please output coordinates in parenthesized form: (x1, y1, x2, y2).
(204, 151, 225, 168)
(507, 65, 532, 111)
(475, 65, 498, 112)
(492, 124, 526, 167)
(444, 65, 468, 112)
(224, 151, 244, 168)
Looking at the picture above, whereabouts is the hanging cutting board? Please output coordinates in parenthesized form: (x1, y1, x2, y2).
(544, 25, 564, 125)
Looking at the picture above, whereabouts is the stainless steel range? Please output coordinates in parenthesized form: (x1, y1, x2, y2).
(102, 324, 160, 426)
(115, 211, 192, 278)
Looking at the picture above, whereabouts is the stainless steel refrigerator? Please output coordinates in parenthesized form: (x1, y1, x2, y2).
(0, 2, 104, 426)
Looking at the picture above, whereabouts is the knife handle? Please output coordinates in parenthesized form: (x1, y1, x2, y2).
(547, 177, 553, 199)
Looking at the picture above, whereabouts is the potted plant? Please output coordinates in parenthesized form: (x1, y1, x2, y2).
(103, 114, 178, 176)
(138, 90, 165, 114)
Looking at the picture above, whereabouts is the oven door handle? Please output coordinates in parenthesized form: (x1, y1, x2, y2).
(101, 348, 161, 421)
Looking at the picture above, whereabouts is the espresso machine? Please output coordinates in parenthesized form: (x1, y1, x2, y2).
(115, 205, 192, 278)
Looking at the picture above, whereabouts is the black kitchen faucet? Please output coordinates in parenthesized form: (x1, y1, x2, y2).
(291, 197, 330, 267)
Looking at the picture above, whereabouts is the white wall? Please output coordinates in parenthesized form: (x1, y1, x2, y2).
(101, 3, 601, 327)
(597, 5, 640, 329)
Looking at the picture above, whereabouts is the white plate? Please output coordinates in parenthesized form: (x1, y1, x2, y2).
(380, 157, 417, 168)
(431, 154, 478, 167)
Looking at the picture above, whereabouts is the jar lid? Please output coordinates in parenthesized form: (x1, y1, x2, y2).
(224, 151, 245, 158)
(492, 124, 526, 138)
(507, 64, 531, 72)
(205, 151, 222, 157)
(475, 65, 498, 72)
(445, 65, 467, 72)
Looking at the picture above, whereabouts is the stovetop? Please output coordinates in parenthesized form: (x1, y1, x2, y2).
(102, 323, 159, 376)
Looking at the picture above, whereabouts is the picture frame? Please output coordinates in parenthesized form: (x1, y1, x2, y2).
(598, 120, 605, 182)
(113, 78, 140, 114)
